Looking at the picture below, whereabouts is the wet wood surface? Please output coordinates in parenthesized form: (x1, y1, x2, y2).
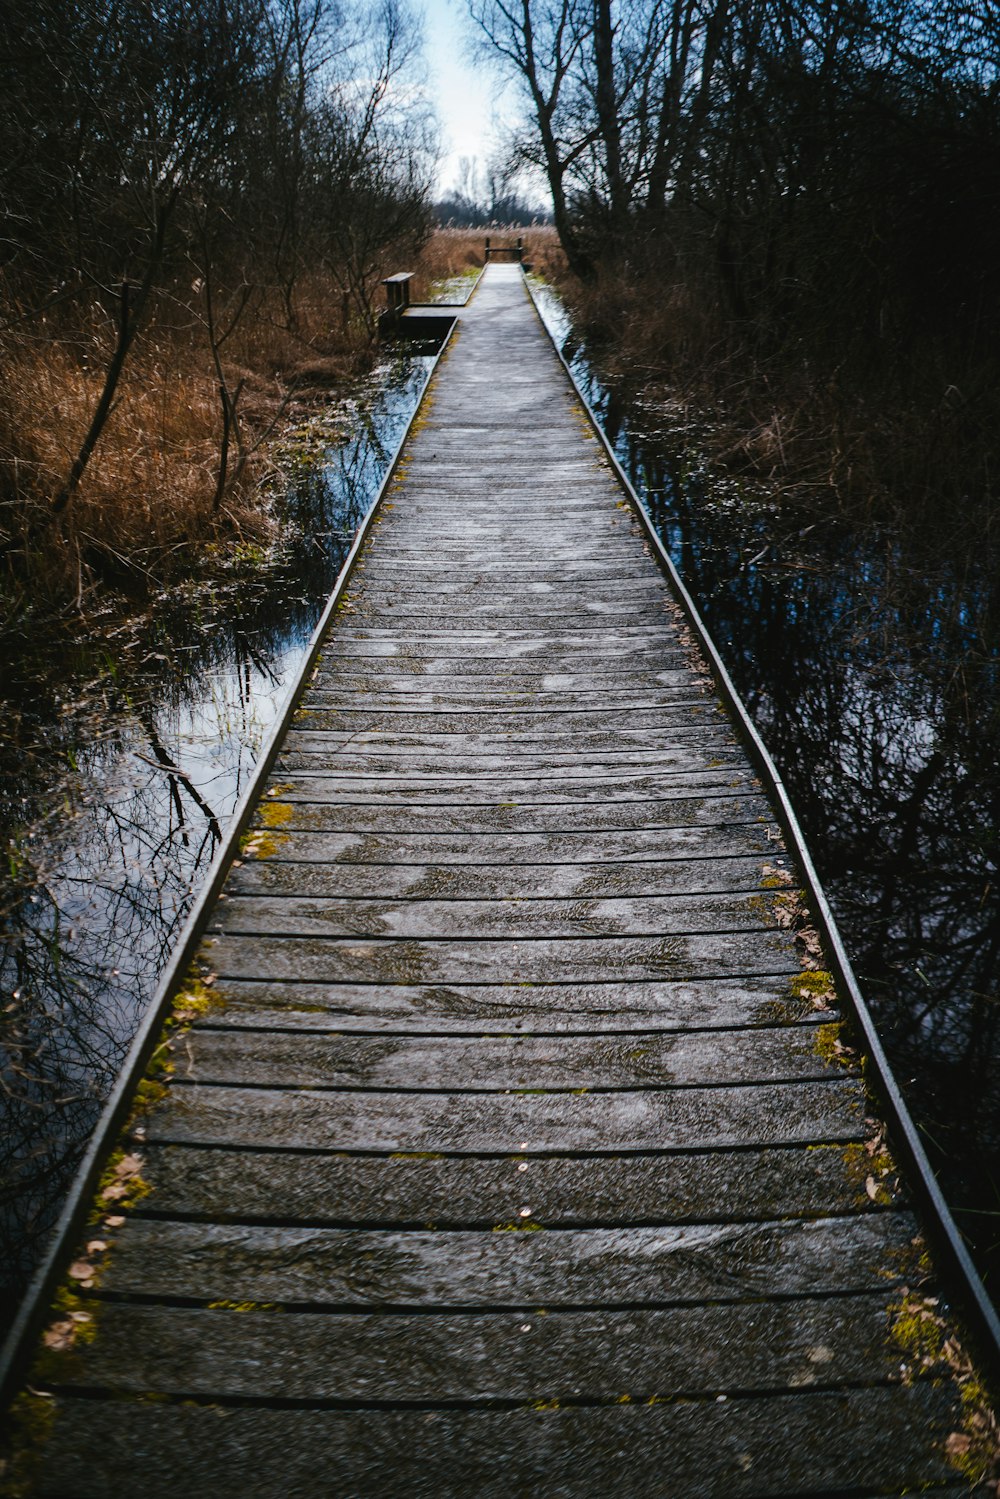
(29, 264, 968, 1495)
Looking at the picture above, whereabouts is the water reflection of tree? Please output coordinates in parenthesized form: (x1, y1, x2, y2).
(0, 354, 432, 1327)
(0, 716, 224, 1324)
(614, 398, 1000, 1288)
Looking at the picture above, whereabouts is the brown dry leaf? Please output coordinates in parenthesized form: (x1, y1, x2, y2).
(99, 1151, 145, 1200)
(67, 1260, 94, 1281)
(797, 927, 824, 964)
(42, 1321, 74, 1351)
(945, 1432, 972, 1460)
(105, 1215, 125, 1228)
(86, 1239, 107, 1255)
(865, 1176, 879, 1201)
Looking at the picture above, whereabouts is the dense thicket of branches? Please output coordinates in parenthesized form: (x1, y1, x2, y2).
(0, 0, 434, 525)
(472, 0, 1000, 390)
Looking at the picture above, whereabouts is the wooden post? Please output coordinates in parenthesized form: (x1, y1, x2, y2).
(485, 236, 491, 263)
(379, 272, 415, 338)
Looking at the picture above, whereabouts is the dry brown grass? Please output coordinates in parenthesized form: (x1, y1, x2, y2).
(0, 227, 566, 619)
(411, 227, 485, 291)
(409, 225, 567, 302)
(0, 270, 382, 612)
(560, 259, 1000, 536)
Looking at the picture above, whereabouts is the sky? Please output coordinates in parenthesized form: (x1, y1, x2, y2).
(420, 0, 510, 196)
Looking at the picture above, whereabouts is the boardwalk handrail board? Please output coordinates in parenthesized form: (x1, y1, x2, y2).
(4, 264, 999, 1494)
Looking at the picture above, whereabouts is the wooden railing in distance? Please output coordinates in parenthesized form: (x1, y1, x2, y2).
(381, 271, 413, 312)
(378, 271, 414, 338)
(484, 236, 524, 262)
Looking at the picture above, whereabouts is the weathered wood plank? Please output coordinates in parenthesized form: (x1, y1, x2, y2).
(139, 1142, 869, 1225)
(212, 890, 787, 942)
(296, 709, 729, 737)
(246, 795, 775, 836)
(238, 827, 780, 869)
(33, 1385, 963, 1499)
(340, 607, 687, 627)
(97, 1212, 915, 1305)
(144, 1078, 864, 1152)
(338, 584, 670, 605)
(279, 733, 740, 755)
(350, 561, 665, 576)
(309, 668, 699, 690)
(355, 559, 658, 578)
(199, 930, 799, 985)
(206, 974, 818, 1032)
(58, 1295, 905, 1401)
(316, 644, 691, 666)
(270, 770, 746, 801)
(280, 733, 745, 765)
(320, 630, 707, 652)
(285, 729, 737, 756)
(227, 855, 785, 901)
(304, 689, 713, 712)
(171, 1025, 840, 1091)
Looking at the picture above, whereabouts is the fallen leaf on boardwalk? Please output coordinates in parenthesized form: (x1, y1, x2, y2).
(101, 1151, 144, 1202)
(67, 1261, 94, 1281)
(796, 927, 824, 964)
(42, 1321, 74, 1351)
(865, 1176, 879, 1201)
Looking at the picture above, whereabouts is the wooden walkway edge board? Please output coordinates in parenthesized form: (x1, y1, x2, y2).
(6, 264, 999, 1497)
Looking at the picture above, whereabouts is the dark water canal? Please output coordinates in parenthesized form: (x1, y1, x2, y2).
(532, 282, 1000, 1298)
(0, 354, 433, 1329)
(3, 278, 1000, 1338)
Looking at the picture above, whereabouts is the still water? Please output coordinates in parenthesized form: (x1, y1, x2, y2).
(0, 354, 433, 1327)
(532, 281, 1000, 1294)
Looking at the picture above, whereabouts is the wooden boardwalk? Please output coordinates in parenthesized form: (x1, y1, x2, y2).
(14, 265, 984, 1494)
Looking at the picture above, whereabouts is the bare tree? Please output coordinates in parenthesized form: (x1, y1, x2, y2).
(308, 0, 436, 333)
